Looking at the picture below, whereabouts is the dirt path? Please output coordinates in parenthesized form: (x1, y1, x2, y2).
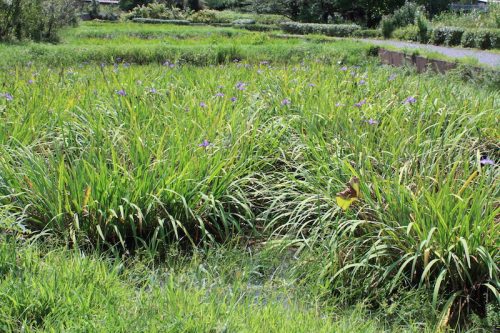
(358, 39, 500, 67)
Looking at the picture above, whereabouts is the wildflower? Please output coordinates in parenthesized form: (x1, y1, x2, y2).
(28, 79, 34, 84)
(169, 63, 175, 68)
(340, 66, 348, 71)
(163, 61, 170, 66)
(236, 82, 246, 91)
(354, 99, 366, 108)
(149, 88, 157, 94)
(231, 97, 237, 102)
(200, 102, 207, 108)
(308, 83, 316, 87)
(388, 74, 397, 81)
(335, 102, 344, 107)
(403, 96, 417, 104)
(367, 118, 378, 125)
(199, 139, 210, 148)
(1, 93, 13, 101)
(257, 69, 263, 74)
(359, 80, 366, 85)
(480, 157, 494, 166)
(215, 92, 224, 97)
(117, 89, 126, 96)
(281, 98, 291, 106)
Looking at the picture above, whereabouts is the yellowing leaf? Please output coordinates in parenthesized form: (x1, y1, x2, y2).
(336, 196, 357, 211)
(336, 177, 361, 211)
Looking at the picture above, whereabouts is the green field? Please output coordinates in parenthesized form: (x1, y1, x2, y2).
(0, 22, 498, 332)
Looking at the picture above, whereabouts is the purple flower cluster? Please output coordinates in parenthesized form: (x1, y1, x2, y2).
(354, 99, 366, 108)
(199, 139, 210, 148)
(403, 96, 417, 104)
(117, 89, 126, 96)
(480, 157, 494, 166)
(200, 102, 207, 108)
(281, 98, 291, 106)
(236, 82, 246, 91)
(215, 92, 225, 97)
(1, 93, 13, 101)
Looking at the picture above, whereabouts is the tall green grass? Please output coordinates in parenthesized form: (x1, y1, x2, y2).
(0, 22, 498, 327)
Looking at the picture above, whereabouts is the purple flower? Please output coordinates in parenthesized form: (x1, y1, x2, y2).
(480, 157, 494, 166)
(28, 79, 34, 84)
(199, 139, 210, 148)
(215, 92, 224, 97)
(359, 80, 366, 85)
(169, 63, 175, 68)
(281, 98, 291, 106)
(340, 66, 348, 71)
(404, 96, 417, 104)
(308, 83, 316, 87)
(335, 102, 344, 107)
(200, 102, 207, 108)
(236, 82, 246, 91)
(117, 89, 126, 96)
(149, 88, 157, 94)
(231, 97, 237, 102)
(1, 93, 13, 101)
(388, 74, 397, 81)
(367, 118, 379, 125)
(354, 99, 366, 108)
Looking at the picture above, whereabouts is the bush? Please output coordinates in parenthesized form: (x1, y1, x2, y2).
(125, 3, 187, 20)
(381, 2, 426, 39)
(132, 18, 191, 25)
(381, 16, 396, 38)
(432, 26, 465, 46)
(461, 29, 500, 49)
(189, 10, 218, 23)
(0, 0, 79, 42)
(393, 25, 419, 41)
(352, 29, 382, 38)
(416, 15, 430, 43)
(281, 22, 361, 37)
(392, 2, 421, 28)
(232, 24, 278, 32)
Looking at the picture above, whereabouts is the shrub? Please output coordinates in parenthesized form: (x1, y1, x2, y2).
(393, 25, 419, 41)
(416, 15, 430, 43)
(132, 18, 191, 25)
(281, 22, 361, 37)
(0, 0, 79, 42)
(125, 3, 187, 20)
(392, 2, 421, 28)
(461, 29, 500, 49)
(232, 24, 278, 32)
(381, 16, 396, 38)
(432, 26, 465, 46)
(188, 9, 218, 23)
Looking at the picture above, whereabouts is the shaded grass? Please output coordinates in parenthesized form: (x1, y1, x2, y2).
(0, 236, 433, 333)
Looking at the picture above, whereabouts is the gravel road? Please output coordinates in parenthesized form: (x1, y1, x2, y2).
(359, 39, 500, 67)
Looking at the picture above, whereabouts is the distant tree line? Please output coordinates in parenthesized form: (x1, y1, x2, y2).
(120, 0, 456, 27)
